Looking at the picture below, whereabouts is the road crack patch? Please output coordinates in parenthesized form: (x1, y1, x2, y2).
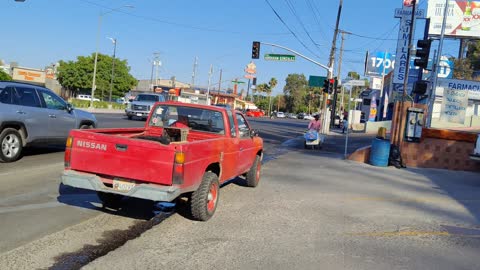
(48, 211, 174, 270)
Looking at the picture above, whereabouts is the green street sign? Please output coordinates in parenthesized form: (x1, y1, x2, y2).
(308, 75, 326, 87)
(264, 54, 296, 62)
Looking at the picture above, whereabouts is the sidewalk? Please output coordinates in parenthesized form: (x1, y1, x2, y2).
(82, 148, 480, 270)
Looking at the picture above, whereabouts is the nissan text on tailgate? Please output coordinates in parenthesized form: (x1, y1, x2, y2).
(62, 101, 263, 221)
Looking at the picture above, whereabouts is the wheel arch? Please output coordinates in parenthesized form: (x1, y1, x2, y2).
(79, 120, 96, 129)
(205, 162, 221, 178)
(0, 121, 28, 146)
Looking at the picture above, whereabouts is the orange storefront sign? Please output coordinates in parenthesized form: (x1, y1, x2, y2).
(12, 68, 46, 84)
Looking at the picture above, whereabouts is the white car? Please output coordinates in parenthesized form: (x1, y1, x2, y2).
(304, 114, 314, 120)
(276, 112, 285, 118)
(76, 94, 100, 102)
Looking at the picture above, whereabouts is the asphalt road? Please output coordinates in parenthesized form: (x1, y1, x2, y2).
(1, 114, 479, 269)
(0, 114, 337, 255)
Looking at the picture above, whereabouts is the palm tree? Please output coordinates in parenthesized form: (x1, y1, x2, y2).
(267, 78, 277, 116)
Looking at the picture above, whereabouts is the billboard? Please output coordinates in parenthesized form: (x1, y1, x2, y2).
(365, 52, 395, 77)
(427, 0, 480, 38)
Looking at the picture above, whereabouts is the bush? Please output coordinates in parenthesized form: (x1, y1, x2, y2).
(69, 99, 126, 110)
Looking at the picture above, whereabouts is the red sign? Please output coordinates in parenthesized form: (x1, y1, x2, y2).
(403, 0, 414, 6)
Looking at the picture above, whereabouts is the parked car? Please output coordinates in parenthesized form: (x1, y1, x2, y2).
(62, 102, 263, 221)
(0, 81, 97, 162)
(246, 109, 264, 117)
(276, 111, 285, 118)
(297, 113, 305, 120)
(287, 113, 297, 119)
(304, 114, 314, 120)
(76, 94, 100, 102)
(125, 93, 166, 120)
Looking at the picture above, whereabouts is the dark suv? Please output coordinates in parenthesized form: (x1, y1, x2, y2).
(0, 81, 97, 162)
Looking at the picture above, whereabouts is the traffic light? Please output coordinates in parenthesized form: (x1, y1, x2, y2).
(413, 80, 429, 95)
(328, 78, 335, 94)
(323, 79, 330, 93)
(414, 39, 432, 69)
(252, 41, 260, 59)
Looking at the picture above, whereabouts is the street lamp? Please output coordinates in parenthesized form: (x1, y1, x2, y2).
(90, 5, 134, 108)
(107, 37, 117, 103)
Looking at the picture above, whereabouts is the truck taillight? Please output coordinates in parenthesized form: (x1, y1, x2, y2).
(64, 136, 73, 168)
(173, 152, 184, 185)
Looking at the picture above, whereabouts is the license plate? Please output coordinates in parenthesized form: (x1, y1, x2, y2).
(113, 179, 135, 192)
(136, 113, 143, 117)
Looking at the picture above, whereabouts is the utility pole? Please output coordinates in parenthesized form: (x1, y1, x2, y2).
(108, 37, 117, 103)
(324, 0, 343, 134)
(338, 30, 350, 119)
(191, 56, 198, 90)
(150, 52, 160, 92)
(206, 64, 213, 104)
(218, 68, 223, 94)
(426, 0, 449, 128)
(155, 58, 161, 87)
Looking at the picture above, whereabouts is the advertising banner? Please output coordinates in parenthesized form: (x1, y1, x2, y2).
(436, 78, 480, 100)
(440, 86, 469, 123)
(427, 0, 480, 38)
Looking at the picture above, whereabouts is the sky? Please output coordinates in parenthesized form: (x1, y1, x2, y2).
(1, 0, 461, 95)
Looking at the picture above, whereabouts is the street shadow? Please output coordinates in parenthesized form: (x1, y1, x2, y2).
(21, 144, 65, 157)
(57, 183, 161, 221)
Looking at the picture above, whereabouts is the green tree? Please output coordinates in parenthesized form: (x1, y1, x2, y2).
(452, 58, 474, 80)
(57, 53, 137, 100)
(0, 70, 12, 81)
(283, 74, 308, 113)
(347, 71, 360, 80)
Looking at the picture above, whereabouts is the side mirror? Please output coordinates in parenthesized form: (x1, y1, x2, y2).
(249, 129, 259, 138)
(66, 103, 74, 113)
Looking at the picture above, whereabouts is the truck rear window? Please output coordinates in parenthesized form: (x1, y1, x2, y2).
(149, 105, 225, 134)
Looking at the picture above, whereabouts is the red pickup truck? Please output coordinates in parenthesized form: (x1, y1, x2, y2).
(61, 102, 263, 221)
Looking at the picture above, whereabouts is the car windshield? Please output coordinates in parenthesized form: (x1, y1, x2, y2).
(149, 104, 225, 135)
(135, 95, 158, 102)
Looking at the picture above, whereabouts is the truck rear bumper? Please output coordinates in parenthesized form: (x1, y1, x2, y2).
(61, 170, 181, 202)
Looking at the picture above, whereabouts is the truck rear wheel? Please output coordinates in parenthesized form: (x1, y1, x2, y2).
(246, 155, 262, 187)
(97, 192, 124, 209)
(190, 172, 219, 221)
(0, 128, 23, 163)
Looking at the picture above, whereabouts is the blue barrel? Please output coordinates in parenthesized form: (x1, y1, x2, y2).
(369, 138, 391, 167)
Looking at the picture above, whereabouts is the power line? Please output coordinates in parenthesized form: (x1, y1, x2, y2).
(264, 0, 323, 59)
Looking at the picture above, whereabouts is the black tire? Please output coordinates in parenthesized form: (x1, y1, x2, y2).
(0, 128, 23, 162)
(127, 115, 133, 120)
(80, 124, 92, 129)
(246, 155, 262, 187)
(304, 141, 308, 149)
(97, 192, 124, 209)
(190, 172, 219, 221)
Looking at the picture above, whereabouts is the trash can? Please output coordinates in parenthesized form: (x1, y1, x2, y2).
(370, 138, 391, 167)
